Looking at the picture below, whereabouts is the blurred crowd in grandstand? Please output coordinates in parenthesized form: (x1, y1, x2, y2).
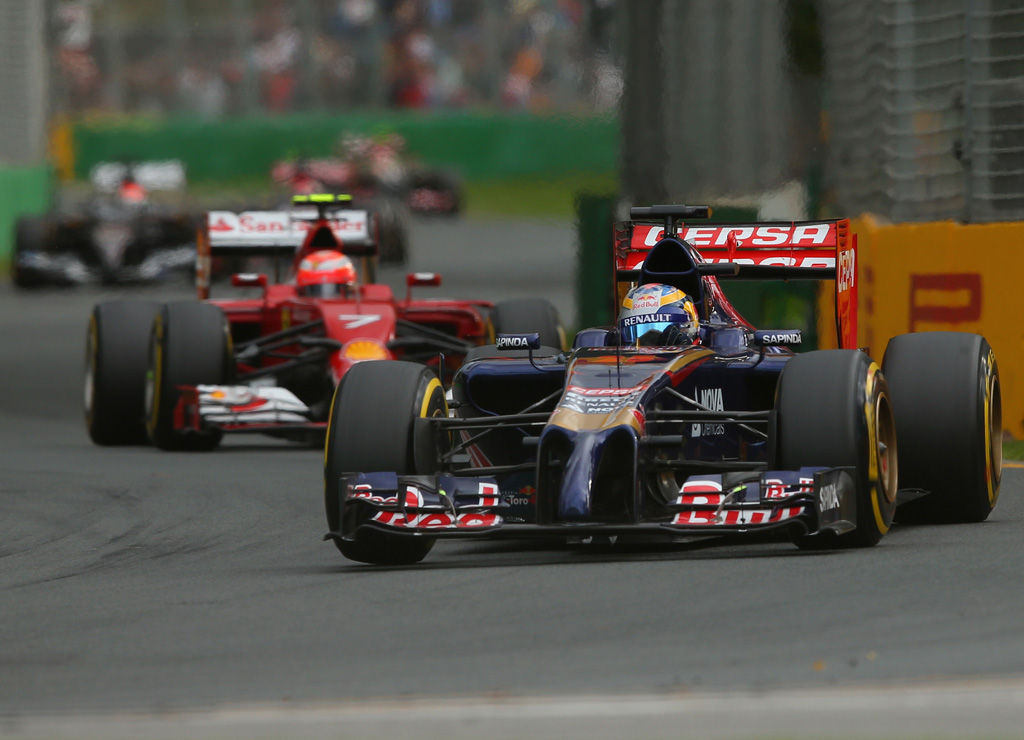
(53, 0, 623, 118)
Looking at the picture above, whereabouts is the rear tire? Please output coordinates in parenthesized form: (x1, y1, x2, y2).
(374, 197, 409, 265)
(776, 350, 898, 548)
(86, 301, 160, 445)
(883, 332, 1001, 523)
(324, 361, 447, 565)
(146, 301, 232, 451)
(491, 298, 565, 351)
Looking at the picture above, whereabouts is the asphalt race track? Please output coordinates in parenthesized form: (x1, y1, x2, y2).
(2, 217, 1023, 739)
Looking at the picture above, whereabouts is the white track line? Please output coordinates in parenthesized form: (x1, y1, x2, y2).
(6, 678, 1024, 740)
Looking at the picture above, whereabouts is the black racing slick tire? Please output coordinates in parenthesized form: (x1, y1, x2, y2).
(775, 350, 898, 548)
(85, 300, 161, 445)
(146, 301, 232, 451)
(11, 215, 51, 288)
(490, 298, 566, 351)
(882, 332, 1001, 523)
(374, 197, 409, 265)
(324, 361, 447, 565)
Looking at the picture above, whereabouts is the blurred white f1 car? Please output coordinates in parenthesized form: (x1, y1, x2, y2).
(11, 160, 198, 287)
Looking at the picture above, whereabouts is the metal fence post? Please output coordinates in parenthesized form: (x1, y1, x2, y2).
(231, 0, 259, 115)
(963, 0, 976, 223)
(0, 0, 48, 166)
(575, 192, 617, 331)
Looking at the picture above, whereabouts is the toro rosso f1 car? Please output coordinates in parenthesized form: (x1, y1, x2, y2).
(324, 205, 1002, 565)
(13, 160, 197, 287)
(85, 194, 563, 451)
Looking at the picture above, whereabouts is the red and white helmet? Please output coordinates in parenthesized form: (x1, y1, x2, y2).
(117, 178, 148, 204)
(296, 250, 356, 298)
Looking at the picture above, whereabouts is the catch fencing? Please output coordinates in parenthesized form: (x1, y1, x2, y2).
(821, 0, 1024, 223)
(0, 0, 50, 261)
(620, 0, 806, 210)
(0, 0, 48, 167)
(47, 0, 624, 118)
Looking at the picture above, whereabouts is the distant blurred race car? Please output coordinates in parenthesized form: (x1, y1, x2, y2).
(271, 133, 462, 263)
(274, 133, 462, 217)
(84, 194, 563, 451)
(12, 160, 198, 287)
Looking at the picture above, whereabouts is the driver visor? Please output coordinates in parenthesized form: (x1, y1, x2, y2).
(619, 319, 678, 346)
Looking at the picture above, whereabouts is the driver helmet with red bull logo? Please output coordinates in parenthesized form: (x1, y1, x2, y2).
(618, 283, 700, 346)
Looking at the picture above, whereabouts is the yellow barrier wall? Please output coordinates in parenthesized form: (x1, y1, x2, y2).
(819, 216, 1024, 437)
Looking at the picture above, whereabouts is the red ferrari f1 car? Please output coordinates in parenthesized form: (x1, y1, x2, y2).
(323, 204, 1001, 565)
(85, 194, 563, 451)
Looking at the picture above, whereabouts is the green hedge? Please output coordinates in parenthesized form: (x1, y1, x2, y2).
(0, 165, 51, 261)
(73, 112, 620, 183)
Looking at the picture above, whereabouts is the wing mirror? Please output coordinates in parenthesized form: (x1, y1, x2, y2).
(231, 272, 268, 289)
(407, 272, 441, 287)
(753, 330, 802, 347)
(496, 333, 543, 369)
(496, 333, 541, 350)
(405, 272, 441, 302)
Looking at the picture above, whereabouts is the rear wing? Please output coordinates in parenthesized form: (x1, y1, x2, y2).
(614, 206, 857, 350)
(90, 160, 187, 192)
(271, 158, 353, 185)
(204, 209, 372, 249)
(195, 205, 375, 299)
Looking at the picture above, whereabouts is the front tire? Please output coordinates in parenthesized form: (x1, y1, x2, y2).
(86, 301, 161, 445)
(883, 332, 1001, 523)
(146, 301, 232, 451)
(776, 350, 898, 548)
(325, 361, 447, 565)
(12, 216, 52, 288)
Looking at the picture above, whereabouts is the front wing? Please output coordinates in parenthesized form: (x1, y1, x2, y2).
(15, 244, 194, 285)
(173, 384, 326, 434)
(325, 468, 857, 544)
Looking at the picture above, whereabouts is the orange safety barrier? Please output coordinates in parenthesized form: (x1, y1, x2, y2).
(819, 215, 1024, 436)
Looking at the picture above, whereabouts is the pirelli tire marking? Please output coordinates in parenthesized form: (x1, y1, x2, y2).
(984, 349, 1001, 507)
(146, 312, 164, 436)
(85, 315, 98, 425)
(865, 361, 897, 536)
(421, 377, 446, 419)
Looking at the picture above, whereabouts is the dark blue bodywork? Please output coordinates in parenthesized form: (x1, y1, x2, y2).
(451, 332, 795, 525)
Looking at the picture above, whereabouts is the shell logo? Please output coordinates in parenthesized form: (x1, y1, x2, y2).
(343, 340, 389, 362)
